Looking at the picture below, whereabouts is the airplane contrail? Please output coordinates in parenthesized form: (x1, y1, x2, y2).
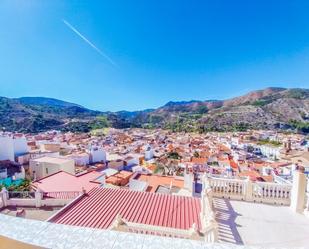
(62, 19, 117, 67)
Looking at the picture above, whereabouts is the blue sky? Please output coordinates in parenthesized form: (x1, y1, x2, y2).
(0, 0, 309, 111)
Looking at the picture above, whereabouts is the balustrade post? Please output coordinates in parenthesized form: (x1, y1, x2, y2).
(245, 178, 253, 202)
(35, 189, 43, 208)
(290, 169, 307, 213)
(0, 187, 8, 207)
(304, 194, 309, 218)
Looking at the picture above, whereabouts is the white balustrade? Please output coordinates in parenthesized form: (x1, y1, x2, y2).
(124, 221, 198, 239)
(207, 176, 292, 205)
(207, 177, 245, 200)
(2, 191, 83, 208)
(252, 182, 291, 205)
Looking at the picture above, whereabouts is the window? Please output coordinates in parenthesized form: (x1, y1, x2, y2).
(0, 168, 7, 173)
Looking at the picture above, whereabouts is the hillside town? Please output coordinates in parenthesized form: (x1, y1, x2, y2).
(0, 128, 309, 247)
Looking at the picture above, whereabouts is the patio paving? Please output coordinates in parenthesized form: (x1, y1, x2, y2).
(214, 197, 309, 248)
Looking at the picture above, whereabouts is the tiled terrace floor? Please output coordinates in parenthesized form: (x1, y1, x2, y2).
(214, 197, 309, 248)
(0, 214, 247, 249)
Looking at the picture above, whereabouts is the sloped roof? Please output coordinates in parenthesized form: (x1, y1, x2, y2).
(50, 187, 201, 231)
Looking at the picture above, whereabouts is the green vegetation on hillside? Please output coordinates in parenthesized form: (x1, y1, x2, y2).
(286, 89, 309, 99)
(289, 120, 309, 134)
(252, 99, 272, 107)
(257, 138, 282, 147)
(90, 115, 110, 130)
(61, 115, 111, 133)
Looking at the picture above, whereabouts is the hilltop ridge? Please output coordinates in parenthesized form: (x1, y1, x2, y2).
(0, 87, 308, 133)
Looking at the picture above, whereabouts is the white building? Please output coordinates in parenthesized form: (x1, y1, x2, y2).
(0, 135, 14, 161)
(144, 145, 154, 161)
(88, 147, 106, 164)
(68, 153, 90, 166)
(29, 156, 75, 180)
(259, 145, 281, 160)
(0, 134, 29, 162)
(13, 136, 29, 157)
(124, 155, 141, 167)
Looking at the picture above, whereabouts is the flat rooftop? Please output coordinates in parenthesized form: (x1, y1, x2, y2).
(0, 206, 61, 221)
(214, 197, 309, 247)
(32, 156, 73, 164)
(33, 170, 102, 192)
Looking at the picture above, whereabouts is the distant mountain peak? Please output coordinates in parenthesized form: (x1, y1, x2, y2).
(163, 100, 202, 107)
(16, 97, 84, 108)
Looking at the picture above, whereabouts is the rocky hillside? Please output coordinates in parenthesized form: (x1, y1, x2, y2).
(0, 97, 104, 133)
(1, 87, 308, 133)
(130, 88, 309, 133)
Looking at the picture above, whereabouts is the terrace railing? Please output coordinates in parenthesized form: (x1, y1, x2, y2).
(125, 222, 199, 239)
(252, 181, 291, 205)
(0, 189, 83, 208)
(206, 176, 292, 205)
(207, 177, 246, 200)
(8, 191, 35, 199)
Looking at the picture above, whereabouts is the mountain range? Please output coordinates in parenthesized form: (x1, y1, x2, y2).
(0, 87, 308, 133)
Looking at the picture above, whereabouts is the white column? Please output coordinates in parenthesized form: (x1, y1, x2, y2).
(0, 187, 8, 207)
(290, 170, 307, 213)
(245, 178, 253, 202)
(184, 172, 193, 192)
(35, 190, 43, 208)
(304, 193, 309, 218)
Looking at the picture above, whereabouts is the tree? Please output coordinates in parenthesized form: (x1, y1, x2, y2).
(167, 151, 181, 160)
(193, 151, 200, 158)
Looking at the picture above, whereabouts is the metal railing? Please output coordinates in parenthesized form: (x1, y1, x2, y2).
(6, 191, 82, 200)
(8, 191, 35, 199)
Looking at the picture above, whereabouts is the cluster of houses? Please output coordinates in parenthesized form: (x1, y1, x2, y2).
(0, 129, 308, 193)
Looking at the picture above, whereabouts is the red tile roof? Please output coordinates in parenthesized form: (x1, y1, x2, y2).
(135, 174, 184, 192)
(238, 170, 261, 181)
(106, 170, 133, 186)
(229, 159, 238, 170)
(50, 187, 201, 231)
(191, 157, 208, 164)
